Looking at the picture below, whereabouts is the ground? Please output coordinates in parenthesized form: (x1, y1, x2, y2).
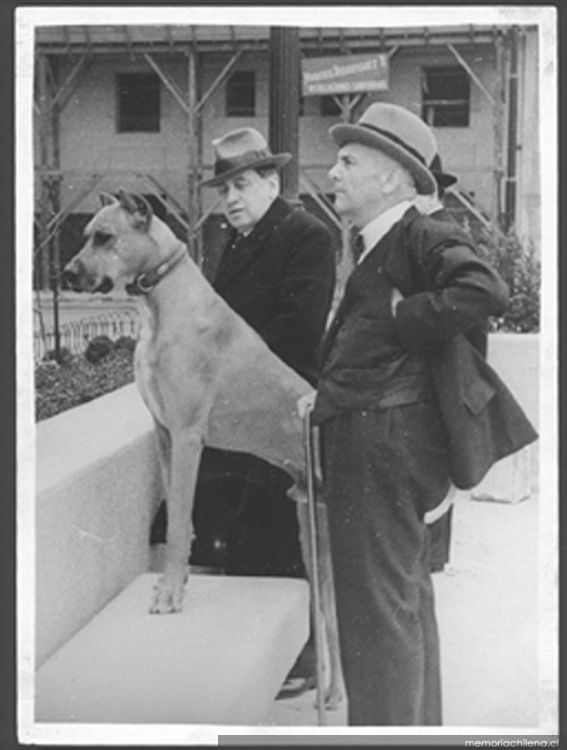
(267, 491, 552, 730)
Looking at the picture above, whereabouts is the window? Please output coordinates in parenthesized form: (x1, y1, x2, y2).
(117, 73, 160, 133)
(421, 66, 470, 127)
(226, 71, 256, 117)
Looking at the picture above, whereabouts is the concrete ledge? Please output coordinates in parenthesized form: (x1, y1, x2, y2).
(35, 573, 309, 725)
(474, 333, 539, 502)
(36, 385, 162, 667)
(487, 333, 539, 429)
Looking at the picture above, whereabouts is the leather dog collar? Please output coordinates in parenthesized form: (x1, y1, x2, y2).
(126, 243, 188, 296)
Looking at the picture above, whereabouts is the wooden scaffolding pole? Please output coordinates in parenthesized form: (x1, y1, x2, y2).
(36, 54, 51, 291)
(187, 44, 200, 264)
(49, 54, 63, 360)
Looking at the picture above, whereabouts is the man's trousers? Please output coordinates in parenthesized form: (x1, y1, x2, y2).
(320, 403, 451, 725)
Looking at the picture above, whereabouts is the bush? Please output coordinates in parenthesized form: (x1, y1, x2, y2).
(114, 335, 137, 353)
(43, 346, 74, 365)
(475, 227, 540, 333)
(35, 342, 135, 421)
(454, 216, 540, 333)
(84, 335, 115, 364)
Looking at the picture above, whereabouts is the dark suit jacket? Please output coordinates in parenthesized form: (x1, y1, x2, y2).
(427, 206, 488, 357)
(314, 206, 507, 423)
(381, 206, 536, 489)
(429, 333, 538, 489)
(315, 205, 536, 491)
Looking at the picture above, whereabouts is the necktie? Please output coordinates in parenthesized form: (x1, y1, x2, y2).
(353, 233, 365, 263)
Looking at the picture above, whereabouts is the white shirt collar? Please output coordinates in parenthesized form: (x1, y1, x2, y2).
(358, 200, 413, 264)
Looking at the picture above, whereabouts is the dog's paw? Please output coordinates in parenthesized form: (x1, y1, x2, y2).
(149, 574, 185, 614)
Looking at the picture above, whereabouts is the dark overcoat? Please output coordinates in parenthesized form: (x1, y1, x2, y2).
(380, 207, 537, 489)
(191, 196, 336, 574)
(214, 195, 337, 384)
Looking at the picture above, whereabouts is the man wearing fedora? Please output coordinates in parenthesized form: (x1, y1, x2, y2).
(302, 102, 509, 725)
(190, 127, 336, 692)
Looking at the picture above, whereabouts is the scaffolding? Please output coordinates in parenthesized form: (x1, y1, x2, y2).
(33, 23, 526, 333)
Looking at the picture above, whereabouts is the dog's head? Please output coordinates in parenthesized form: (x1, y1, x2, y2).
(62, 189, 161, 294)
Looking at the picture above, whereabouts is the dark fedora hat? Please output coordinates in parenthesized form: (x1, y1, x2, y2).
(330, 102, 438, 195)
(429, 153, 457, 190)
(202, 127, 291, 187)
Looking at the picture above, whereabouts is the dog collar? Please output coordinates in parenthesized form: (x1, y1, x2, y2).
(126, 243, 188, 296)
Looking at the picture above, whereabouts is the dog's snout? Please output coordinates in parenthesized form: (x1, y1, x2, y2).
(62, 267, 76, 283)
(62, 259, 83, 290)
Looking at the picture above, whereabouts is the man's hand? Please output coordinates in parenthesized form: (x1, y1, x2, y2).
(297, 390, 317, 419)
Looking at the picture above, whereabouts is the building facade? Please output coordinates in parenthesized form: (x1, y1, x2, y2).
(34, 23, 540, 288)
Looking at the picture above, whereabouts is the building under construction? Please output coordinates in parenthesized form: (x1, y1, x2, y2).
(33, 22, 540, 290)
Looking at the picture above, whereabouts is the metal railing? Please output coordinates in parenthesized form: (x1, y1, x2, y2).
(34, 311, 140, 362)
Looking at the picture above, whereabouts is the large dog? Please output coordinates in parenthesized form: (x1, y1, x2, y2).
(63, 189, 341, 708)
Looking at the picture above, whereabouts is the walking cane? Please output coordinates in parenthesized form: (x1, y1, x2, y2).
(302, 402, 327, 726)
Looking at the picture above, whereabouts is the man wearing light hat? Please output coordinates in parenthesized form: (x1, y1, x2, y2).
(190, 127, 336, 694)
(302, 103, 509, 724)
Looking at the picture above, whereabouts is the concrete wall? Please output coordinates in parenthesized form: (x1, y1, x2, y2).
(34, 333, 539, 667)
(35, 385, 162, 667)
(474, 332, 540, 501)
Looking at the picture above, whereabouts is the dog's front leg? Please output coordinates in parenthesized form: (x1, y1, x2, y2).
(150, 429, 203, 614)
(153, 419, 171, 493)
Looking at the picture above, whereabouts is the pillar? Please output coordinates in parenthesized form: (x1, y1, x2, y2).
(269, 27, 300, 202)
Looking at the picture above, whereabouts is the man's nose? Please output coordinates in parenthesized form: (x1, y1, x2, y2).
(328, 163, 340, 181)
(225, 184, 239, 203)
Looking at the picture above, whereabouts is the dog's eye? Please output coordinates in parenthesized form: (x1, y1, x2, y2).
(92, 231, 113, 246)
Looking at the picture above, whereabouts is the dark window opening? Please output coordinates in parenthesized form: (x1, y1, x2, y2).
(226, 71, 256, 117)
(422, 66, 470, 127)
(117, 73, 160, 133)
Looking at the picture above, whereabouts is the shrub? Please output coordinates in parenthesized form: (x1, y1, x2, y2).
(35, 343, 135, 421)
(84, 335, 115, 364)
(114, 335, 137, 353)
(474, 227, 540, 333)
(43, 346, 74, 365)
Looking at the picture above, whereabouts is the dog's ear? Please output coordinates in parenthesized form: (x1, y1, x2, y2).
(99, 192, 118, 207)
(117, 189, 153, 231)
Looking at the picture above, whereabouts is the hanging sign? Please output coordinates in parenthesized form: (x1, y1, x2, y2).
(302, 53, 389, 96)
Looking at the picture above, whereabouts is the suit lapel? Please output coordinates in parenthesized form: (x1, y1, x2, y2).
(319, 207, 416, 363)
(319, 302, 346, 365)
(214, 197, 291, 286)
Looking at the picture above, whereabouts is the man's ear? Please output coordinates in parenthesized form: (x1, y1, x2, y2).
(99, 192, 118, 207)
(266, 172, 280, 201)
(118, 189, 153, 231)
(380, 166, 404, 195)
